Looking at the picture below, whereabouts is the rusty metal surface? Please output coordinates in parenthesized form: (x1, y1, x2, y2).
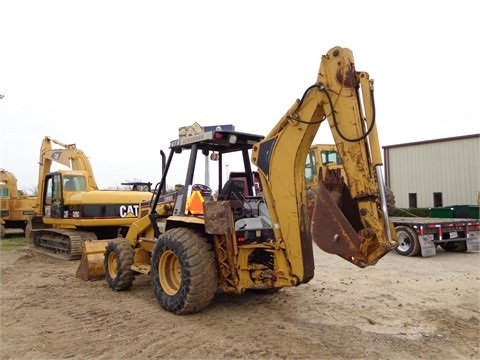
(204, 201, 235, 235)
(311, 183, 368, 267)
(323, 168, 344, 206)
(336, 65, 357, 88)
(75, 240, 108, 281)
(204, 201, 239, 291)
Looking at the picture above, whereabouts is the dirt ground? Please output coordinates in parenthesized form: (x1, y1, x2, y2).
(0, 234, 479, 360)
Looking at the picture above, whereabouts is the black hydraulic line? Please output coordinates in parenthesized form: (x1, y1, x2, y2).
(289, 83, 376, 143)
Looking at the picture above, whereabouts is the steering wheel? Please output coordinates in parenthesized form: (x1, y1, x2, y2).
(192, 184, 212, 195)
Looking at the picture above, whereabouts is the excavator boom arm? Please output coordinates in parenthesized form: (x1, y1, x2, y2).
(251, 47, 397, 271)
(35, 137, 99, 214)
(38, 137, 98, 188)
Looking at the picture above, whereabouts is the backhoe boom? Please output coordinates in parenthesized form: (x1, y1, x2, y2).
(251, 46, 397, 268)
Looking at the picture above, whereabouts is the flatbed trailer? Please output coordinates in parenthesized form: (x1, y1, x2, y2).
(391, 216, 480, 257)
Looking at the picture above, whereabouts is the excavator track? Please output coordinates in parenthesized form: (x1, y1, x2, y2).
(29, 229, 98, 260)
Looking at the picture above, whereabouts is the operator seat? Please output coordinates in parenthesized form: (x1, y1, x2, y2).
(64, 180, 76, 190)
(218, 179, 245, 201)
(218, 179, 245, 219)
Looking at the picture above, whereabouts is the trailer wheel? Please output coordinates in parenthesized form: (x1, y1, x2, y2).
(150, 227, 217, 314)
(394, 226, 420, 256)
(104, 238, 135, 291)
(440, 241, 467, 252)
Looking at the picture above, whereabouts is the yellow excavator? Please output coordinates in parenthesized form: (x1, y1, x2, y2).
(27, 137, 153, 260)
(78, 46, 398, 314)
(305, 143, 396, 220)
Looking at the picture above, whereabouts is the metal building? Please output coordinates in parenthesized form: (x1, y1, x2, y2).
(383, 133, 480, 209)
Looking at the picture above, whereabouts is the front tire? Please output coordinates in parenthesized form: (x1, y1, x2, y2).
(150, 228, 217, 314)
(104, 238, 135, 291)
(394, 226, 420, 256)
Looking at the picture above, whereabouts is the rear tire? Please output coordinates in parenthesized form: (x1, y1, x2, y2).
(440, 241, 467, 252)
(394, 226, 420, 256)
(104, 238, 135, 291)
(150, 228, 217, 314)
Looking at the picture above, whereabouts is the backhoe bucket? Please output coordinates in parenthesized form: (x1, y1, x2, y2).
(311, 183, 389, 268)
(75, 240, 108, 281)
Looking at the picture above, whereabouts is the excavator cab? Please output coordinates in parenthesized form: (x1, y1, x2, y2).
(41, 171, 87, 219)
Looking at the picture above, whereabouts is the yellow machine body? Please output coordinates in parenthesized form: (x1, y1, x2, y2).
(79, 47, 398, 315)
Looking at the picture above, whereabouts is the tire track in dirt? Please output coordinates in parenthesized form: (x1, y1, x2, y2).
(1, 245, 479, 359)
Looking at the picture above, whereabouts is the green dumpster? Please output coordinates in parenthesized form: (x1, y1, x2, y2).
(430, 205, 480, 219)
(429, 207, 454, 218)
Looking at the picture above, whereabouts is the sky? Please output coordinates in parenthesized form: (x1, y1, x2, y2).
(1, 0, 479, 192)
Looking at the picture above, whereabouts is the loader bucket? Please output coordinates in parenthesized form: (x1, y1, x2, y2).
(75, 240, 108, 281)
(311, 182, 389, 268)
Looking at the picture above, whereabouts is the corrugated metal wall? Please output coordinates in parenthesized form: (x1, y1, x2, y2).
(384, 134, 480, 208)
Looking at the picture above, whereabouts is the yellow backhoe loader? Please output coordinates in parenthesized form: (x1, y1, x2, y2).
(78, 46, 398, 314)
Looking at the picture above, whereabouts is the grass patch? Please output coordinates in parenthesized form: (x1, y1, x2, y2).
(391, 208, 430, 217)
(0, 232, 28, 251)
